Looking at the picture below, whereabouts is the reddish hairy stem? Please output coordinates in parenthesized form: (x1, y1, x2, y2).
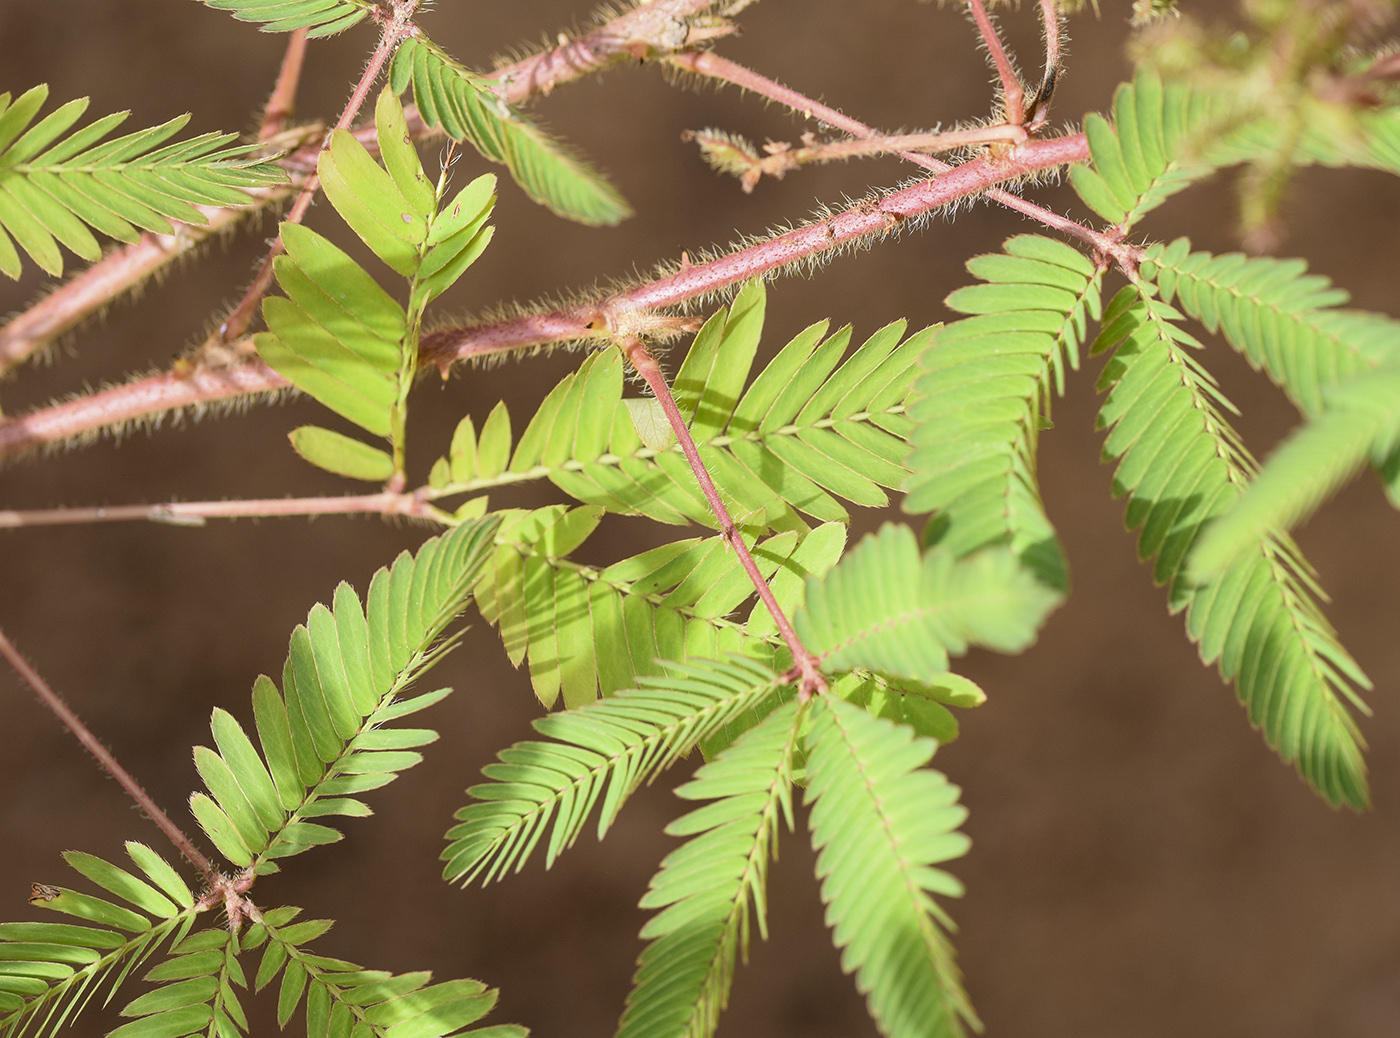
(0, 491, 446, 529)
(419, 133, 1091, 367)
(218, 2, 421, 344)
(259, 29, 309, 140)
(0, 0, 709, 372)
(617, 337, 826, 699)
(967, 0, 1025, 125)
(0, 626, 220, 883)
(669, 49, 1129, 258)
(0, 133, 1089, 460)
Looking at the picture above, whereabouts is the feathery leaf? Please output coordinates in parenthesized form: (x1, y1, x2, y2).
(1071, 67, 1227, 228)
(469, 504, 845, 708)
(195, 0, 372, 37)
(0, 84, 285, 279)
(190, 516, 500, 871)
(804, 697, 976, 1038)
(618, 700, 801, 1038)
(795, 524, 1062, 686)
(1092, 287, 1371, 807)
(389, 34, 631, 226)
(904, 234, 1102, 590)
(442, 655, 786, 886)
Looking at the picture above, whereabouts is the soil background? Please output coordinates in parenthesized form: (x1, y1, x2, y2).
(4, 2, 1400, 1036)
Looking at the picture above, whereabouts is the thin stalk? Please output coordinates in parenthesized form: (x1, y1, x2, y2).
(258, 29, 309, 141)
(670, 49, 1135, 260)
(0, 626, 220, 884)
(967, 0, 1026, 125)
(0, 491, 447, 529)
(0, 0, 721, 373)
(0, 132, 1090, 461)
(617, 337, 826, 699)
(217, 1, 423, 345)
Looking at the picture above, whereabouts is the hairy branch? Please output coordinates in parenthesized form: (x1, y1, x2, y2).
(0, 133, 1089, 461)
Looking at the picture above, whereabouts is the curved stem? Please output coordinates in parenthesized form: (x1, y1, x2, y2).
(0, 133, 1089, 461)
(617, 337, 826, 699)
(0, 626, 220, 884)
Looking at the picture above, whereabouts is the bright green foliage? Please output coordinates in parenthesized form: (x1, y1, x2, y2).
(1190, 369, 1400, 577)
(241, 908, 522, 1038)
(795, 524, 1063, 683)
(0, 520, 520, 1038)
(1070, 67, 1225, 228)
(0, 85, 285, 278)
(1092, 287, 1371, 807)
(188, 516, 500, 871)
(618, 700, 801, 1038)
(903, 233, 1102, 590)
(389, 34, 631, 227)
(194, 0, 371, 37)
(469, 503, 845, 708)
(804, 697, 975, 1038)
(441, 656, 785, 886)
(1142, 237, 1400, 415)
(288, 425, 395, 482)
(426, 284, 929, 534)
(256, 89, 495, 471)
(0, 843, 199, 1038)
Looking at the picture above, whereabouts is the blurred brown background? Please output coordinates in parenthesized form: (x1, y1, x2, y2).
(3, 1, 1400, 1035)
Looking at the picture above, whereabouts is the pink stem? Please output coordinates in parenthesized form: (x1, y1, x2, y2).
(420, 133, 1091, 368)
(258, 29, 309, 141)
(0, 491, 446, 529)
(0, 626, 220, 884)
(618, 337, 826, 699)
(967, 0, 1025, 125)
(669, 49, 1128, 258)
(0, 133, 1089, 460)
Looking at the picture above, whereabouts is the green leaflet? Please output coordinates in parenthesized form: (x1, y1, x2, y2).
(256, 88, 496, 470)
(1142, 237, 1400, 416)
(289, 426, 395, 482)
(1070, 67, 1225, 228)
(795, 524, 1062, 684)
(904, 233, 1101, 590)
(1092, 286, 1371, 808)
(189, 517, 500, 871)
(195, 0, 372, 37)
(442, 655, 785, 886)
(388, 34, 631, 227)
(1190, 369, 1400, 577)
(618, 699, 801, 1038)
(0, 84, 285, 279)
(426, 283, 930, 536)
(470, 504, 845, 709)
(0, 843, 200, 1038)
(241, 911, 523, 1038)
(804, 697, 975, 1038)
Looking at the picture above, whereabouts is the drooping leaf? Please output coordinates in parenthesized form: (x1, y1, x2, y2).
(287, 426, 395, 482)
(618, 700, 801, 1038)
(1092, 286, 1371, 807)
(388, 34, 631, 227)
(905, 234, 1102, 590)
(804, 697, 976, 1038)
